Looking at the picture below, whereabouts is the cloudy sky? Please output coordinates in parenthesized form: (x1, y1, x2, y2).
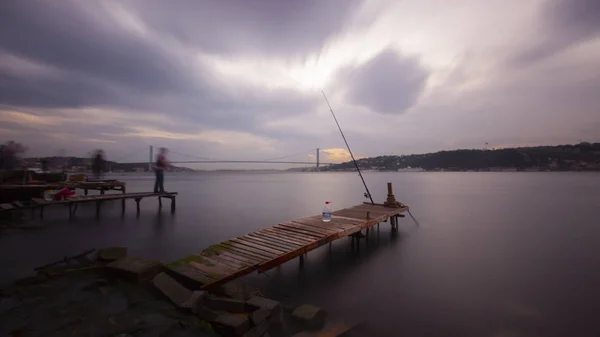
(1, 0, 599, 168)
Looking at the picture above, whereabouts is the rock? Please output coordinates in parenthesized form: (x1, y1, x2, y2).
(15, 276, 42, 285)
(106, 257, 162, 284)
(181, 291, 207, 313)
(266, 311, 282, 325)
(242, 320, 269, 337)
(213, 313, 250, 337)
(81, 278, 110, 293)
(205, 295, 247, 313)
(135, 313, 177, 335)
(250, 308, 271, 325)
(98, 246, 128, 262)
(196, 305, 220, 322)
(292, 305, 327, 330)
(102, 293, 129, 315)
(134, 300, 175, 312)
(246, 297, 281, 315)
(152, 272, 192, 307)
(220, 283, 262, 301)
(0, 284, 17, 297)
(0, 297, 18, 315)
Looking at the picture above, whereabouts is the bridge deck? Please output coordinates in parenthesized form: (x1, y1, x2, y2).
(166, 203, 407, 290)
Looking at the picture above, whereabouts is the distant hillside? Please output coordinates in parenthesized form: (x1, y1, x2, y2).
(321, 142, 600, 172)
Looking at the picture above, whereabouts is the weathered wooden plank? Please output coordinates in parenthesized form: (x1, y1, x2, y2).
(189, 261, 237, 280)
(211, 244, 269, 264)
(237, 235, 295, 253)
(199, 253, 250, 270)
(230, 238, 286, 256)
(258, 234, 337, 272)
(333, 210, 371, 219)
(298, 216, 361, 229)
(209, 250, 261, 266)
(255, 230, 313, 246)
(279, 222, 337, 236)
(291, 219, 346, 232)
(279, 221, 334, 235)
(202, 245, 263, 266)
(247, 236, 306, 256)
(273, 224, 329, 239)
(348, 206, 395, 217)
(244, 234, 302, 251)
(260, 228, 318, 243)
(167, 264, 217, 285)
(250, 232, 307, 247)
(222, 241, 280, 260)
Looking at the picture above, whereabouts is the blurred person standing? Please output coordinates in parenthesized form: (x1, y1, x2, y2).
(91, 150, 106, 180)
(154, 147, 169, 193)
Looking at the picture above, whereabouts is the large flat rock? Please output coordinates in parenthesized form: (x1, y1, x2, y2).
(292, 305, 327, 331)
(152, 272, 192, 307)
(213, 313, 250, 337)
(106, 257, 162, 284)
(98, 247, 128, 262)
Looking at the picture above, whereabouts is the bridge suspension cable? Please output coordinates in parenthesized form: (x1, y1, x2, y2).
(258, 149, 315, 162)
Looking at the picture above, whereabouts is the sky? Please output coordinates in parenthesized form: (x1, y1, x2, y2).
(1, 0, 599, 169)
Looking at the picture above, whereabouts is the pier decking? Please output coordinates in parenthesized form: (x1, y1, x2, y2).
(1, 192, 177, 219)
(166, 201, 408, 290)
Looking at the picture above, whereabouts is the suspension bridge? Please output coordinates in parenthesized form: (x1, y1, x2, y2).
(113, 146, 336, 169)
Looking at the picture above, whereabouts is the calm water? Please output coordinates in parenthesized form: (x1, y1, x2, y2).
(2, 172, 600, 336)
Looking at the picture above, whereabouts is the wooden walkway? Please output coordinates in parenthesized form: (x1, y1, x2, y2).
(166, 203, 408, 290)
(0, 180, 126, 194)
(0, 192, 177, 219)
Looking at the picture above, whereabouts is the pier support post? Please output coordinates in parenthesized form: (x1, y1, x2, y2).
(135, 198, 141, 216)
(121, 199, 125, 214)
(158, 197, 162, 208)
(84, 189, 88, 196)
(171, 197, 176, 214)
(40, 205, 45, 219)
(100, 187, 105, 195)
(96, 201, 101, 219)
(384, 182, 398, 208)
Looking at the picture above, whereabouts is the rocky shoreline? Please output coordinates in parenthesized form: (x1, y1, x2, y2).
(0, 248, 354, 337)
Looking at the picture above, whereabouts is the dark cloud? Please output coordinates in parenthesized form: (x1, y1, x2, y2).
(126, 0, 363, 56)
(336, 49, 428, 114)
(0, 0, 325, 135)
(512, 0, 600, 66)
(0, 1, 197, 93)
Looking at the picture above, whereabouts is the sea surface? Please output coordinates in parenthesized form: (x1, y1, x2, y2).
(1, 172, 600, 336)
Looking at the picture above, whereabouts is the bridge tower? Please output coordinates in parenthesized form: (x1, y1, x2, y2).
(149, 145, 153, 172)
(316, 148, 320, 169)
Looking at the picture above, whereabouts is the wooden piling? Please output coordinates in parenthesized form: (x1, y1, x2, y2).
(96, 201, 101, 219)
(135, 198, 141, 215)
(170, 197, 176, 214)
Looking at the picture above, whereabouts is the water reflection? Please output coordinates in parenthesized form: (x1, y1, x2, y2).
(1, 172, 600, 336)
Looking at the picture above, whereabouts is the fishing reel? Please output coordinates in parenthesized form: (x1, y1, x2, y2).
(364, 192, 371, 199)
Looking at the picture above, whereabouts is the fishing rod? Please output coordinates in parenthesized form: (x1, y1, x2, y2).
(322, 91, 374, 205)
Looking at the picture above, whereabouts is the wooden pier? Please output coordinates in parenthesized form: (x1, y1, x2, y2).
(0, 180, 126, 203)
(1, 192, 177, 219)
(166, 183, 408, 290)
